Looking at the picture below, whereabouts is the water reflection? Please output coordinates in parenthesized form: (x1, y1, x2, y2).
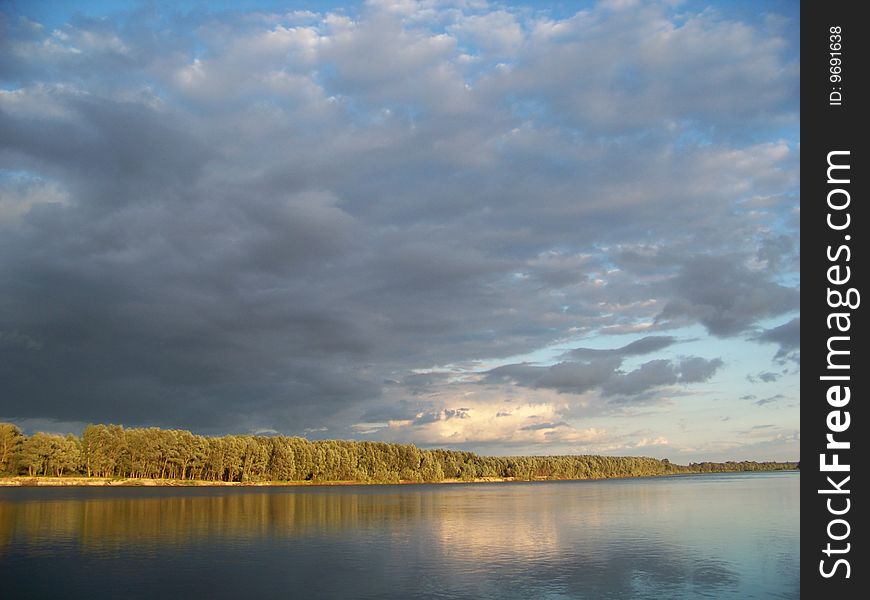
(0, 473, 799, 600)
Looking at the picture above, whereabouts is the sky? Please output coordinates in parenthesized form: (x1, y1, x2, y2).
(0, 0, 799, 462)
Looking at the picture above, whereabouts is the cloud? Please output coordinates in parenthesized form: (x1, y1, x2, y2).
(656, 256, 799, 336)
(402, 371, 453, 394)
(601, 359, 678, 396)
(448, 10, 524, 56)
(601, 357, 723, 397)
(0, 1, 799, 451)
(444, 407, 471, 420)
(480, 3, 798, 134)
(746, 371, 780, 383)
(755, 394, 786, 407)
(379, 388, 610, 448)
(678, 357, 725, 383)
(481, 347, 722, 401)
(482, 363, 548, 387)
(755, 317, 800, 363)
(564, 335, 677, 360)
(535, 357, 624, 394)
(520, 421, 569, 431)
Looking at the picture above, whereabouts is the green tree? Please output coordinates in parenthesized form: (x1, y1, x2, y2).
(18, 432, 50, 476)
(2, 421, 798, 483)
(0, 423, 23, 474)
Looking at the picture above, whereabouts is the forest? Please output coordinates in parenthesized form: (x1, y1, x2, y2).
(0, 422, 797, 483)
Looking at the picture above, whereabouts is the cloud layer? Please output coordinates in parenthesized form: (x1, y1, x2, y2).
(0, 0, 799, 460)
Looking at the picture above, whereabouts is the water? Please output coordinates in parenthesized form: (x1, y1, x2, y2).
(0, 472, 799, 599)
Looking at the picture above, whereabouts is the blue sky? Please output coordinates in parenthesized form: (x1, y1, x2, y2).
(0, 0, 799, 461)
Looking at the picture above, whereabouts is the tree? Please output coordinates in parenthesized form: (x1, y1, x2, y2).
(56, 434, 82, 476)
(0, 423, 23, 474)
(268, 437, 297, 481)
(18, 432, 50, 476)
(0, 421, 799, 483)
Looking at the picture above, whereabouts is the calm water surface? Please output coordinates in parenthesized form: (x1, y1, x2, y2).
(0, 472, 798, 599)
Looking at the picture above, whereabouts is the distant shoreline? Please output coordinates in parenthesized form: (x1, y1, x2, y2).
(0, 471, 798, 488)
(0, 422, 799, 486)
(1, 476, 498, 487)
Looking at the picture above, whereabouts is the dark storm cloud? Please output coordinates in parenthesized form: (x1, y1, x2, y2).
(5, 96, 205, 181)
(0, 2, 799, 438)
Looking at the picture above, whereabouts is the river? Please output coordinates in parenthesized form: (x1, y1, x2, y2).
(0, 471, 799, 599)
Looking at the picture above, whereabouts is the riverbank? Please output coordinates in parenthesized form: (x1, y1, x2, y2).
(0, 476, 517, 487)
(0, 471, 798, 487)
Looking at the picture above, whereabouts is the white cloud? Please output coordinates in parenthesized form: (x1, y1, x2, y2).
(449, 10, 524, 56)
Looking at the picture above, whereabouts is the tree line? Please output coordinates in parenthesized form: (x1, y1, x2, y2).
(0, 422, 797, 483)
